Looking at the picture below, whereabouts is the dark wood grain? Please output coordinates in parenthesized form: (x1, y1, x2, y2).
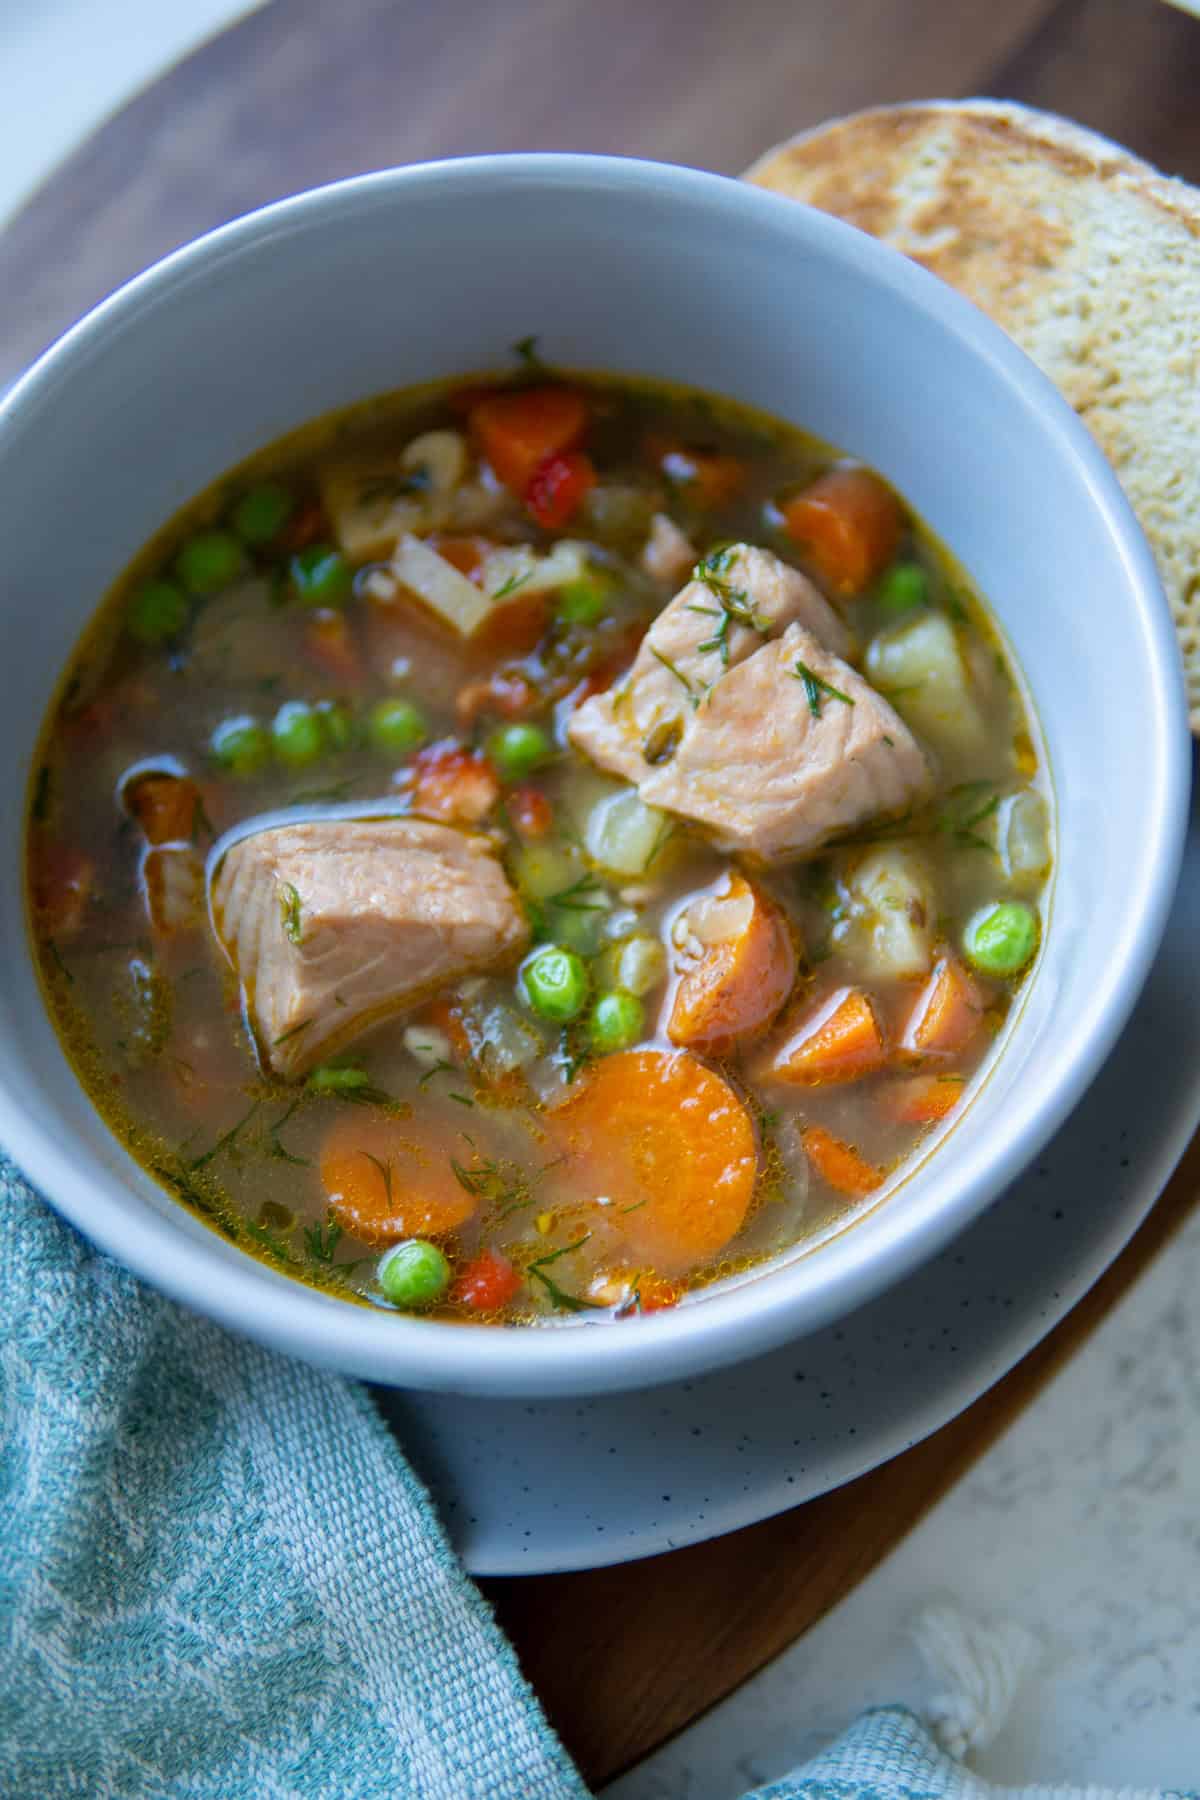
(0, 0, 1055, 386)
(486, 1127, 1200, 1785)
(4, 0, 1200, 1787)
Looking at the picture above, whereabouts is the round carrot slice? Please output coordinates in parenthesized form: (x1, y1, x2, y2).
(553, 1049, 758, 1276)
(319, 1114, 477, 1247)
(668, 872, 797, 1056)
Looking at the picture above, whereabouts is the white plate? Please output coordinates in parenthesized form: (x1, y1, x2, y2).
(380, 764, 1199, 1575)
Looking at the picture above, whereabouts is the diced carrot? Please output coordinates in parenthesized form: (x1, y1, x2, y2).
(320, 1114, 477, 1247)
(451, 1248, 523, 1312)
(802, 1125, 883, 1198)
(424, 994, 474, 1064)
(768, 987, 887, 1086)
(456, 668, 540, 725)
(303, 608, 363, 687)
(125, 773, 202, 846)
(525, 450, 596, 529)
(469, 386, 589, 494)
(901, 956, 984, 1057)
(668, 872, 797, 1057)
(281, 499, 328, 552)
(645, 434, 746, 507)
(473, 591, 550, 657)
(880, 1073, 966, 1126)
(425, 534, 495, 585)
(552, 1049, 758, 1276)
(506, 786, 553, 840)
(628, 1273, 680, 1314)
(781, 467, 902, 597)
(410, 741, 500, 825)
(32, 842, 95, 940)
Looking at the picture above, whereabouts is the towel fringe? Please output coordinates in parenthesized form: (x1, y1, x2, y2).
(912, 1603, 1042, 1762)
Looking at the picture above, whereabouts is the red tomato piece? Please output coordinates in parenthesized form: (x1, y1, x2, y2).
(506, 786, 553, 840)
(451, 1249, 523, 1312)
(525, 451, 597, 530)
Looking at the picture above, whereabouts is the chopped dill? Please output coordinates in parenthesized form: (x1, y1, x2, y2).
(44, 938, 74, 984)
(650, 646, 700, 709)
(303, 1217, 344, 1263)
(491, 568, 533, 602)
(273, 1017, 312, 1047)
(793, 661, 854, 718)
(189, 1100, 261, 1171)
(268, 1099, 310, 1167)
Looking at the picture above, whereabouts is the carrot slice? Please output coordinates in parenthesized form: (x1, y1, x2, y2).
(645, 435, 746, 507)
(668, 872, 797, 1056)
(126, 773, 201, 846)
(781, 467, 902, 597)
(769, 987, 886, 1086)
(320, 1114, 477, 1247)
(901, 956, 984, 1056)
(553, 1049, 758, 1277)
(469, 386, 588, 494)
(880, 1073, 966, 1126)
(802, 1124, 883, 1198)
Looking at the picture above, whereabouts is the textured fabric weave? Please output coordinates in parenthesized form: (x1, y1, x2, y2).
(0, 1160, 587, 1800)
(3, 1160, 1197, 1800)
(749, 1706, 1199, 1800)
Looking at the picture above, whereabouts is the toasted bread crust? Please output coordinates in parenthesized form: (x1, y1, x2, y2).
(747, 101, 1200, 728)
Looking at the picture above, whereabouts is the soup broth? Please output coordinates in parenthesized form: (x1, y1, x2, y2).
(26, 362, 1050, 1324)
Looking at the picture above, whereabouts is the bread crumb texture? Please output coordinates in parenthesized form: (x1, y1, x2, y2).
(748, 101, 1200, 729)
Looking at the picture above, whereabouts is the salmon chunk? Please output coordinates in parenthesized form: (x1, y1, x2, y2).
(575, 606, 930, 864)
(569, 542, 851, 786)
(210, 817, 529, 1077)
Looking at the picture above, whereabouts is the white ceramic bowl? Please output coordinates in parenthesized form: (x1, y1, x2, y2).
(0, 156, 1187, 1396)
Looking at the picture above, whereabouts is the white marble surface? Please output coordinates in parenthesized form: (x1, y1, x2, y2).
(7, 6, 1200, 1793)
(608, 1205, 1200, 1796)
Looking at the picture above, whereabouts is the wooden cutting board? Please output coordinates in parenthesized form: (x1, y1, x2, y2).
(4, 0, 1200, 1784)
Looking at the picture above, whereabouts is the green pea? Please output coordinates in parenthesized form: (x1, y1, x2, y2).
(368, 697, 427, 754)
(176, 529, 245, 595)
(307, 1065, 370, 1094)
(521, 945, 589, 1023)
(378, 1239, 452, 1309)
(271, 700, 326, 767)
(316, 698, 357, 752)
(963, 900, 1040, 978)
(127, 579, 188, 644)
(488, 722, 553, 782)
(876, 561, 928, 615)
(588, 989, 645, 1053)
(210, 715, 270, 775)
(232, 481, 295, 545)
(557, 575, 612, 628)
(290, 544, 351, 608)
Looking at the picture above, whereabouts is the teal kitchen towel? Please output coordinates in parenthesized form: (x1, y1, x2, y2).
(0, 1159, 587, 1800)
(3, 1158, 1196, 1800)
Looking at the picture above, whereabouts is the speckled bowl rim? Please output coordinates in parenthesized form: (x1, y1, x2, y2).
(0, 154, 1188, 1396)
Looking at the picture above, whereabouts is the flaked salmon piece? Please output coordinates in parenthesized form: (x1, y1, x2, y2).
(209, 817, 528, 1078)
(638, 622, 931, 862)
(569, 542, 850, 787)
